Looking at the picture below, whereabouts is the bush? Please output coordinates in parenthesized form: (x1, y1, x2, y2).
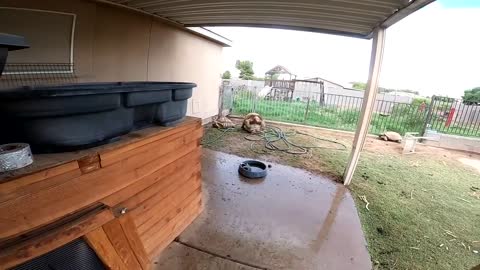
(412, 97, 431, 107)
(463, 87, 480, 105)
(338, 110, 360, 125)
(221, 70, 231, 79)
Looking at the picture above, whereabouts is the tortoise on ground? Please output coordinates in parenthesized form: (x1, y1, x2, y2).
(242, 113, 266, 134)
(379, 131, 402, 143)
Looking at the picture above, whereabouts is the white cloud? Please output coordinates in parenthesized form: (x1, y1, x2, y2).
(209, 2, 480, 98)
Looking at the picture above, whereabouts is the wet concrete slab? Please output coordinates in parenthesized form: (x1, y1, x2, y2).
(155, 149, 371, 269)
(153, 242, 257, 270)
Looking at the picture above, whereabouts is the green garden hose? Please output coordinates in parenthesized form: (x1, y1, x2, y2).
(201, 127, 238, 147)
(202, 125, 347, 155)
(244, 126, 347, 154)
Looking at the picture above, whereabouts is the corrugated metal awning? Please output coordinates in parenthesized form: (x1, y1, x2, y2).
(99, 0, 434, 39)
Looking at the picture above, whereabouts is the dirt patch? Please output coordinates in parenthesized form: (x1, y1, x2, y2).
(262, 121, 480, 172)
(204, 119, 480, 177)
(458, 158, 480, 174)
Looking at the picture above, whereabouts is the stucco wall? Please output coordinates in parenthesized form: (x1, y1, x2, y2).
(0, 0, 224, 120)
(424, 132, 480, 154)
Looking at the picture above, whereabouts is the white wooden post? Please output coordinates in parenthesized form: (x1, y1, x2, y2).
(343, 27, 386, 186)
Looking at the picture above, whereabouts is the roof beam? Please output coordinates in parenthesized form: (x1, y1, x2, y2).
(98, 0, 435, 39)
(370, 0, 435, 38)
(93, 0, 232, 46)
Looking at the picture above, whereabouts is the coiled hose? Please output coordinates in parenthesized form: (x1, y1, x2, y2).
(202, 125, 347, 155)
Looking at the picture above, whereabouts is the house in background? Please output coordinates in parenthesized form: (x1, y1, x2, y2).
(305, 76, 345, 94)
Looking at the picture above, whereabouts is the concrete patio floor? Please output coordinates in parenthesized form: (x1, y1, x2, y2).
(153, 149, 372, 270)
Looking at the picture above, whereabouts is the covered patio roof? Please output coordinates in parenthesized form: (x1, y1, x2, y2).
(99, 0, 435, 185)
(99, 0, 433, 39)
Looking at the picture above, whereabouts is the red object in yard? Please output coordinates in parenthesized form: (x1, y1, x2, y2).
(445, 108, 455, 127)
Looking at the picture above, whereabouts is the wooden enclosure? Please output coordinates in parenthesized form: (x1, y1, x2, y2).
(0, 117, 203, 270)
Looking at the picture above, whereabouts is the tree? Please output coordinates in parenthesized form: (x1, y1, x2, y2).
(221, 70, 231, 79)
(412, 97, 431, 107)
(351, 82, 367, 90)
(382, 88, 419, 95)
(463, 87, 480, 105)
(350, 81, 420, 95)
(235, 60, 254, 80)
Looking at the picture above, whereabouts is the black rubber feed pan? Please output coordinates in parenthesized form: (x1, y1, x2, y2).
(0, 82, 196, 153)
(238, 160, 268, 179)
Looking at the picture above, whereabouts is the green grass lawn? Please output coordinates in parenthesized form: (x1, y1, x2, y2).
(231, 94, 480, 138)
(203, 125, 480, 269)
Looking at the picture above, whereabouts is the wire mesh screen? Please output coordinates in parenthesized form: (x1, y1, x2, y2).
(0, 63, 76, 89)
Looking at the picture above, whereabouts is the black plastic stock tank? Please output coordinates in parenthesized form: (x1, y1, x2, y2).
(0, 82, 196, 153)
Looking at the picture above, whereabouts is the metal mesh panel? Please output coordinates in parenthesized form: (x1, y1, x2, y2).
(0, 63, 76, 89)
(12, 238, 106, 270)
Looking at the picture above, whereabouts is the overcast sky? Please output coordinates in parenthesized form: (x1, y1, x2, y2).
(208, 0, 480, 98)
